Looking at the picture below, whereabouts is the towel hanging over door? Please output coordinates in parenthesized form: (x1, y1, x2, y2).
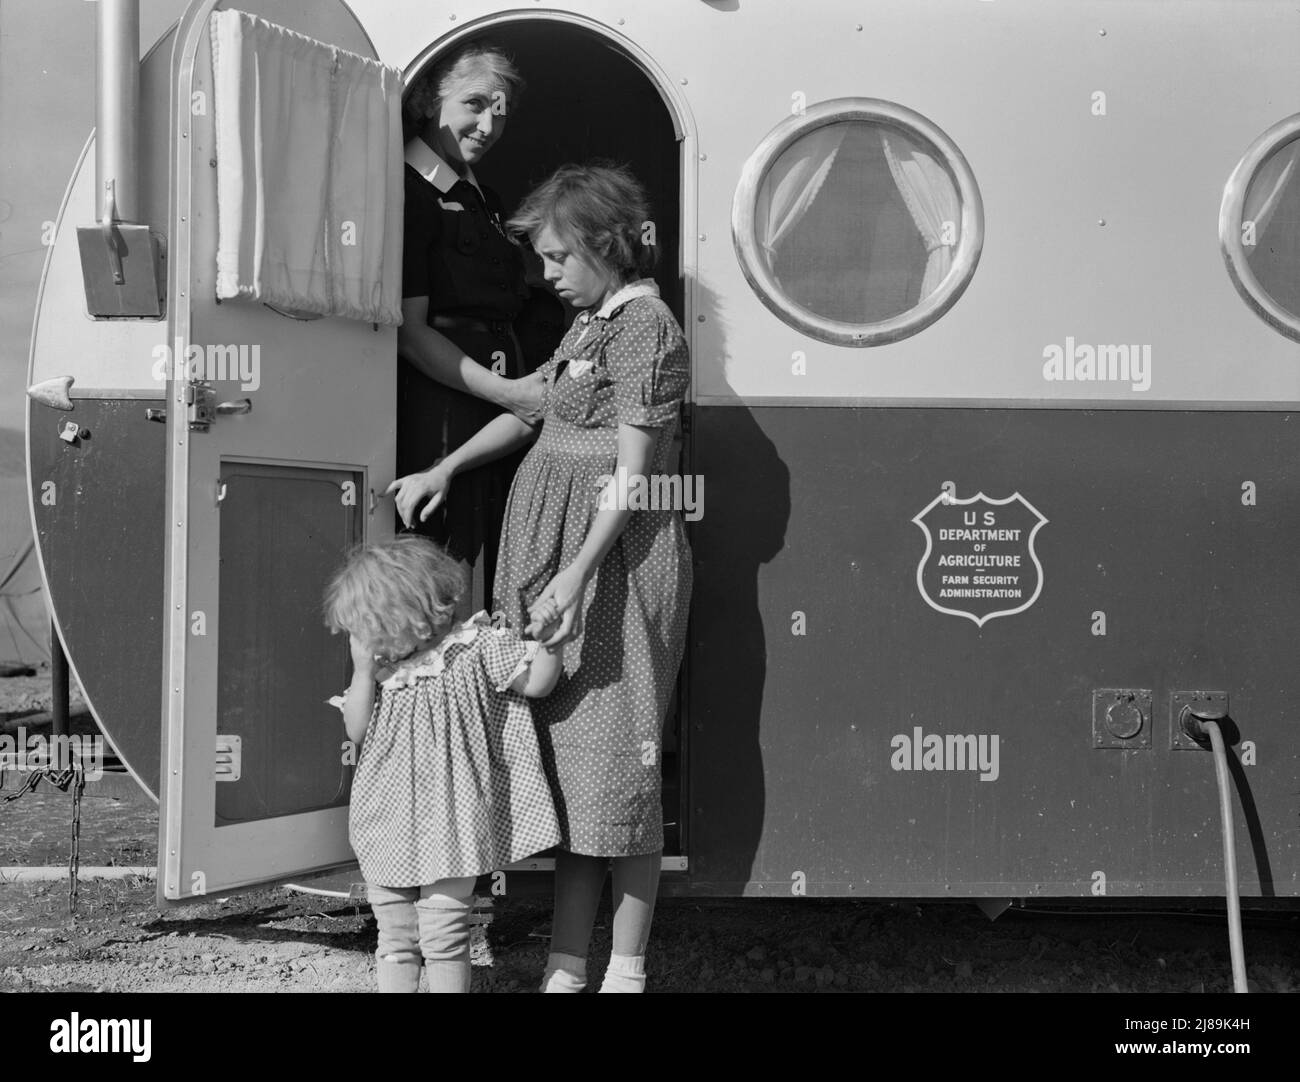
(209, 9, 405, 325)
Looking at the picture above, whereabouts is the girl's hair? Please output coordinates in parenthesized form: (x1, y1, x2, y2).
(507, 162, 657, 281)
(323, 536, 463, 660)
(404, 43, 524, 130)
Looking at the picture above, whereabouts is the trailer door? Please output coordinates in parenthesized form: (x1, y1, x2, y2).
(158, 0, 396, 902)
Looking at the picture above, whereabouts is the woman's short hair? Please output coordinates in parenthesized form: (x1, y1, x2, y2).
(507, 162, 656, 280)
(404, 43, 524, 129)
(323, 535, 463, 661)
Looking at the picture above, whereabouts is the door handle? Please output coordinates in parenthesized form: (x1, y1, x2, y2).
(215, 399, 252, 416)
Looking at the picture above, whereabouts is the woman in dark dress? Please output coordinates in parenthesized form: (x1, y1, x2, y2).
(397, 45, 550, 613)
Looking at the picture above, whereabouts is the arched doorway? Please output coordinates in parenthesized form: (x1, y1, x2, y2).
(403, 19, 690, 857)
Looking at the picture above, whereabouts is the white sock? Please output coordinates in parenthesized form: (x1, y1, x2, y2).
(598, 952, 646, 993)
(541, 951, 587, 993)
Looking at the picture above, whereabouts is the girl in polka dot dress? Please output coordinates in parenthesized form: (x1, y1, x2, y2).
(324, 535, 564, 992)
(389, 164, 692, 993)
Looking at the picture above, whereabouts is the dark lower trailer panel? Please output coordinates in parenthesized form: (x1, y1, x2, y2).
(29, 396, 166, 796)
(30, 400, 1300, 897)
(683, 406, 1298, 898)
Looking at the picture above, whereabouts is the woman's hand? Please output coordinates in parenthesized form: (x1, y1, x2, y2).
(532, 564, 589, 647)
(501, 372, 545, 424)
(385, 465, 453, 527)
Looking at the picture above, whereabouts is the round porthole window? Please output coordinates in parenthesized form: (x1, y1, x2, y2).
(1220, 114, 1300, 342)
(732, 98, 983, 347)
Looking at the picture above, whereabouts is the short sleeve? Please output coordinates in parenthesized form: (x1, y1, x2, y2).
(401, 168, 439, 300)
(478, 624, 541, 692)
(606, 299, 689, 427)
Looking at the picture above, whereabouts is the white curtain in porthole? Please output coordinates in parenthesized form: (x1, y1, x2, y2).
(1243, 139, 1300, 245)
(756, 126, 850, 271)
(880, 131, 958, 298)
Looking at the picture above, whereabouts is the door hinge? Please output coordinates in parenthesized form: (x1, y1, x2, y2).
(215, 735, 241, 781)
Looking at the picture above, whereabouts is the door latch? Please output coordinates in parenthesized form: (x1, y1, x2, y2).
(176, 386, 252, 431)
(186, 381, 216, 431)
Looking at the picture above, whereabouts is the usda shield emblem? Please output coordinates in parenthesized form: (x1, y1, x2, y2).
(913, 492, 1048, 626)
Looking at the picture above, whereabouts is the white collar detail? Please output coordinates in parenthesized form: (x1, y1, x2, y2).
(586, 279, 660, 321)
(404, 138, 482, 196)
(378, 611, 495, 688)
(326, 612, 536, 712)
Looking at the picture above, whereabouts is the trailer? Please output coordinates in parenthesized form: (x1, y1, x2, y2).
(24, 0, 1300, 913)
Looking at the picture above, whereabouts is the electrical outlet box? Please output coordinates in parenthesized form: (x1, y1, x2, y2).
(1169, 691, 1229, 750)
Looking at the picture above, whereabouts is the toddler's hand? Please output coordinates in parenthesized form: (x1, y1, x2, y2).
(348, 633, 377, 675)
(525, 598, 562, 643)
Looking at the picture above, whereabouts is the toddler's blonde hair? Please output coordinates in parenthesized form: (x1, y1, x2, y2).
(323, 535, 463, 660)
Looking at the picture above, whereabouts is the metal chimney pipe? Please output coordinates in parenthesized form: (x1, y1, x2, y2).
(95, 0, 139, 225)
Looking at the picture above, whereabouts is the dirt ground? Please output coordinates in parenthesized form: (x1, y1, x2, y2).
(0, 672, 87, 719)
(3, 777, 1300, 994)
(3, 877, 1299, 994)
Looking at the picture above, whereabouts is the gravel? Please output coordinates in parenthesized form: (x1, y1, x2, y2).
(6, 875, 1298, 994)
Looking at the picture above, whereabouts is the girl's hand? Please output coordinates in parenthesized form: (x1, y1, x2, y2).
(533, 565, 589, 647)
(525, 597, 562, 642)
(503, 372, 545, 424)
(348, 634, 377, 676)
(385, 465, 452, 527)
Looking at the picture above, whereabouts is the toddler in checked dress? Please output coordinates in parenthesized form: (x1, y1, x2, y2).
(325, 535, 563, 992)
